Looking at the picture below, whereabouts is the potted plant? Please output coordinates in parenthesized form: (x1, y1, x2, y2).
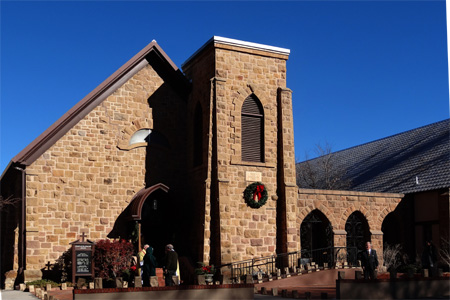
(195, 262, 216, 284)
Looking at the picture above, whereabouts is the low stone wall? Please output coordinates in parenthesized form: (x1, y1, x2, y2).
(4, 270, 17, 290)
(337, 277, 450, 299)
(73, 284, 254, 300)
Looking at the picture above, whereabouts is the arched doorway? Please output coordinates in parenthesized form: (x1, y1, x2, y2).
(107, 183, 173, 261)
(345, 211, 370, 265)
(300, 210, 333, 265)
(140, 188, 172, 259)
(125, 183, 172, 260)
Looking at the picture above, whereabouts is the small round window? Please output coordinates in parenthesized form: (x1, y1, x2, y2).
(129, 129, 151, 146)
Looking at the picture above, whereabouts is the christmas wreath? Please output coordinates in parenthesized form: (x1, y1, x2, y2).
(243, 182, 268, 208)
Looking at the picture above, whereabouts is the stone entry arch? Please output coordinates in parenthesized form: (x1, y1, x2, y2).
(127, 183, 172, 259)
(128, 183, 169, 221)
(381, 212, 401, 246)
(345, 211, 370, 264)
(108, 183, 170, 259)
(139, 188, 172, 259)
(300, 209, 333, 264)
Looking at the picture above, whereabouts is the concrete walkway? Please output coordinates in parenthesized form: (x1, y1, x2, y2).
(1, 269, 355, 300)
(1, 288, 74, 300)
(1, 290, 38, 299)
(255, 268, 359, 299)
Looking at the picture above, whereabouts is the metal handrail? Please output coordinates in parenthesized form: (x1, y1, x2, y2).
(220, 246, 359, 279)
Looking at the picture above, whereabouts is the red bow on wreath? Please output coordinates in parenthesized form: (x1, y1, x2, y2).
(253, 185, 265, 201)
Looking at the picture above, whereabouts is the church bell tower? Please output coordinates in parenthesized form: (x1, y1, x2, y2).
(182, 37, 297, 266)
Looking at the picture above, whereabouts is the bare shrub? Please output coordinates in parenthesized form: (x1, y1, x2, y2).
(383, 243, 407, 271)
(439, 238, 450, 267)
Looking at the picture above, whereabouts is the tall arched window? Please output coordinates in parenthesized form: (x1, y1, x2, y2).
(193, 102, 203, 166)
(241, 94, 264, 162)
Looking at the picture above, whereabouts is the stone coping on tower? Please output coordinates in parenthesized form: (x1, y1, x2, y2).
(182, 36, 291, 68)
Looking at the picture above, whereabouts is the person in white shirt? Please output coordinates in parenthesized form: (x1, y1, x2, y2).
(361, 241, 379, 279)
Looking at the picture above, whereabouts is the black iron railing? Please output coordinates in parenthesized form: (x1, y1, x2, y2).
(220, 246, 359, 279)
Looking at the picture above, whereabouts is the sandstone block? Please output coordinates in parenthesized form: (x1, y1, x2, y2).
(244, 230, 258, 238)
(250, 239, 263, 246)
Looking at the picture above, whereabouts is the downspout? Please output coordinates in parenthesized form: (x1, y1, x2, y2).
(209, 77, 221, 266)
(14, 166, 26, 279)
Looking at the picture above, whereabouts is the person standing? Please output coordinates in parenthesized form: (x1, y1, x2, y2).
(138, 244, 148, 281)
(142, 245, 157, 287)
(361, 241, 379, 279)
(162, 244, 178, 286)
(421, 240, 437, 276)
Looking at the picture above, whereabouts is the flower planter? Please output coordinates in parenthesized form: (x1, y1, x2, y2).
(205, 274, 214, 284)
(195, 263, 216, 285)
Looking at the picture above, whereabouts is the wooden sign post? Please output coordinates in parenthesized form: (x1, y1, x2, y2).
(71, 232, 95, 285)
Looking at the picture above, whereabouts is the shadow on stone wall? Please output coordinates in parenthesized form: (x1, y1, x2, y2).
(43, 247, 72, 283)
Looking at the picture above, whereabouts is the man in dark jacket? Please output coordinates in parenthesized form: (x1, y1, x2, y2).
(422, 240, 437, 276)
(162, 244, 178, 286)
(361, 241, 379, 279)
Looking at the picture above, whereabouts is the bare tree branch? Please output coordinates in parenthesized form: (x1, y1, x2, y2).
(0, 195, 21, 211)
(383, 243, 407, 271)
(296, 142, 352, 190)
(439, 237, 450, 267)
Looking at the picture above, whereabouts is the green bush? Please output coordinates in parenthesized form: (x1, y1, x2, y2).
(26, 279, 60, 289)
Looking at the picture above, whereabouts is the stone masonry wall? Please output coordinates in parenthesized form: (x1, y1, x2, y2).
(288, 188, 404, 265)
(278, 87, 298, 254)
(24, 63, 164, 270)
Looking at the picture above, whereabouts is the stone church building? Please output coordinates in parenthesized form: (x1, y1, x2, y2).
(1, 36, 402, 285)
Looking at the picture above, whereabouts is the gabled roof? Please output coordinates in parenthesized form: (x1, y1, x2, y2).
(3, 40, 189, 176)
(296, 119, 450, 194)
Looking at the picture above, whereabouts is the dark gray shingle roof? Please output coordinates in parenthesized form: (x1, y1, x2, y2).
(296, 119, 450, 194)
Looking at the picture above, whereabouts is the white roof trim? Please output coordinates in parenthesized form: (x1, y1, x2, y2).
(213, 36, 290, 55)
(182, 36, 290, 68)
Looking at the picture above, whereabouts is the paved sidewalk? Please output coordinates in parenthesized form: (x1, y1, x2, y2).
(1, 290, 38, 299)
(1, 288, 73, 300)
(254, 268, 357, 299)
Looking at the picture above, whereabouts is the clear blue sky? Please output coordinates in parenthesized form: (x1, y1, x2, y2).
(1, 1, 449, 172)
